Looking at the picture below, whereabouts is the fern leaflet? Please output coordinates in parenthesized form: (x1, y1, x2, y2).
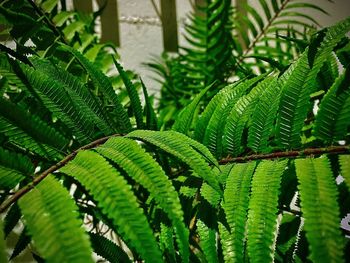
(295, 156, 344, 263)
(18, 176, 93, 263)
(60, 150, 163, 263)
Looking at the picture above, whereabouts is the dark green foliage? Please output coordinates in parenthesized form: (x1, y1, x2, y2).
(0, 1, 349, 262)
(19, 176, 94, 262)
(89, 232, 131, 263)
(295, 157, 344, 262)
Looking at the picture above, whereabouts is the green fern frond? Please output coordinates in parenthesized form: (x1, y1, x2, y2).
(3, 204, 21, 238)
(276, 50, 310, 148)
(200, 183, 221, 207)
(31, 57, 116, 135)
(141, 79, 158, 130)
(66, 47, 132, 133)
(0, 147, 33, 189)
(127, 130, 222, 194)
(247, 159, 287, 263)
(159, 223, 176, 262)
(18, 176, 93, 263)
(21, 64, 97, 144)
(195, 76, 263, 154)
(113, 57, 144, 129)
(197, 219, 219, 263)
(247, 76, 280, 152)
(0, 98, 67, 159)
(218, 222, 234, 263)
(10, 227, 30, 260)
(89, 232, 131, 263)
(60, 150, 163, 263)
(295, 156, 344, 263)
(222, 162, 256, 262)
(314, 68, 350, 141)
(339, 155, 350, 191)
(0, 220, 7, 263)
(223, 76, 274, 156)
(172, 82, 213, 135)
(95, 137, 189, 263)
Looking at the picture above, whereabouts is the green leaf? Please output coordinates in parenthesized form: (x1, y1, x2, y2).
(95, 137, 189, 263)
(141, 79, 158, 130)
(65, 46, 131, 133)
(89, 232, 130, 263)
(276, 50, 310, 148)
(31, 58, 116, 136)
(197, 220, 219, 263)
(0, 97, 67, 159)
(295, 157, 344, 263)
(10, 227, 30, 260)
(127, 130, 222, 194)
(200, 183, 221, 207)
(173, 82, 214, 135)
(60, 151, 163, 263)
(222, 162, 256, 262)
(223, 76, 274, 156)
(18, 176, 94, 263)
(247, 159, 287, 263)
(0, 147, 34, 189)
(314, 68, 350, 141)
(113, 57, 144, 129)
(248, 76, 280, 152)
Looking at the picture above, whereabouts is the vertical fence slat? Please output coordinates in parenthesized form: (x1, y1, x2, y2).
(160, 0, 178, 52)
(73, 0, 93, 13)
(97, 0, 120, 47)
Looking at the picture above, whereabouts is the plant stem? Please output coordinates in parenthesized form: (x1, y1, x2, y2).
(219, 145, 350, 164)
(236, 0, 291, 64)
(0, 134, 122, 213)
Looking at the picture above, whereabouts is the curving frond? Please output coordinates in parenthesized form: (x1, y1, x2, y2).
(223, 76, 274, 156)
(159, 223, 176, 262)
(235, 0, 329, 72)
(195, 75, 264, 157)
(247, 76, 280, 152)
(173, 82, 213, 135)
(247, 159, 287, 263)
(60, 150, 163, 263)
(18, 176, 94, 263)
(276, 49, 310, 148)
(113, 57, 144, 129)
(222, 162, 256, 262)
(0, 147, 33, 189)
(127, 130, 221, 194)
(197, 219, 219, 263)
(95, 137, 189, 263)
(0, 97, 67, 159)
(66, 47, 132, 133)
(313, 68, 350, 141)
(295, 156, 344, 263)
(31, 57, 116, 136)
(89, 232, 131, 263)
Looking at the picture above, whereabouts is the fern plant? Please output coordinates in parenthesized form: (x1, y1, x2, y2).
(0, 1, 350, 262)
(147, 0, 331, 128)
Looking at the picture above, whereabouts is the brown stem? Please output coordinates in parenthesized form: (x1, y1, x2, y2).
(236, 0, 291, 65)
(0, 134, 122, 213)
(219, 145, 350, 164)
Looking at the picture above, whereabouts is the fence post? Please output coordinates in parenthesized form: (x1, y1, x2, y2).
(160, 0, 178, 52)
(97, 0, 120, 47)
(73, 0, 93, 13)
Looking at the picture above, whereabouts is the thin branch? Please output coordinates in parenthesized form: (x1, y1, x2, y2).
(0, 134, 122, 213)
(219, 145, 350, 164)
(236, 0, 291, 64)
